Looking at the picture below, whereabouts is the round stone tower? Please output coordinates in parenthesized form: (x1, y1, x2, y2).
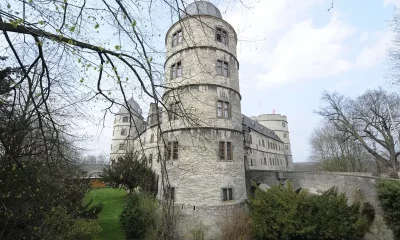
(161, 0, 246, 233)
(110, 98, 144, 160)
(251, 114, 293, 169)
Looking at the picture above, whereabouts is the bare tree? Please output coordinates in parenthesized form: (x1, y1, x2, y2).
(309, 121, 374, 172)
(317, 89, 400, 178)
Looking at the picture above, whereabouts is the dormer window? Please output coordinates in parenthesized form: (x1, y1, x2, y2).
(171, 61, 182, 79)
(216, 27, 227, 45)
(172, 30, 182, 46)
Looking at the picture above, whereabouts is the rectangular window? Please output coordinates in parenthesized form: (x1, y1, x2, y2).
(169, 102, 180, 121)
(219, 141, 232, 161)
(217, 60, 222, 75)
(217, 100, 230, 119)
(149, 154, 153, 165)
(172, 30, 182, 47)
(150, 134, 154, 143)
(262, 140, 265, 147)
(222, 188, 233, 201)
(227, 142, 232, 160)
(172, 141, 179, 160)
(216, 28, 227, 45)
(166, 187, 175, 200)
(264, 158, 266, 165)
(120, 128, 127, 136)
(166, 141, 179, 160)
(223, 61, 228, 76)
(217, 60, 229, 77)
(171, 61, 182, 79)
(217, 101, 223, 118)
(119, 144, 125, 150)
(166, 142, 172, 160)
(219, 142, 225, 160)
(122, 116, 129, 122)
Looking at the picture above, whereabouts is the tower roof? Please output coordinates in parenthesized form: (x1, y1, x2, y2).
(116, 97, 143, 116)
(181, 1, 222, 19)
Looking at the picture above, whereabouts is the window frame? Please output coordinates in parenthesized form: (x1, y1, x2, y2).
(172, 29, 182, 47)
(216, 27, 228, 45)
(122, 116, 129, 122)
(171, 61, 182, 79)
(165, 141, 179, 160)
(219, 141, 232, 161)
(222, 188, 233, 201)
(217, 100, 231, 119)
(119, 143, 125, 150)
(216, 60, 229, 77)
(169, 101, 180, 121)
(120, 128, 127, 136)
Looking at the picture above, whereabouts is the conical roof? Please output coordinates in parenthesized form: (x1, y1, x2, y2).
(181, 1, 222, 19)
(116, 97, 143, 116)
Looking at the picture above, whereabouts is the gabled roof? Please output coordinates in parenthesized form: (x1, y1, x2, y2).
(242, 114, 282, 142)
(116, 97, 143, 117)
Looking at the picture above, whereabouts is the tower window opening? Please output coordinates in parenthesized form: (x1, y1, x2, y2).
(284, 133, 287, 138)
(216, 27, 227, 45)
(222, 188, 233, 201)
(171, 61, 182, 79)
(150, 133, 154, 143)
(172, 30, 182, 46)
(217, 100, 231, 119)
(148, 154, 153, 165)
(219, 141, 232, 161)
(165, 141, 179, 160)
(217, 60, 229, 77)
(169, 101, 180, 121)
(119, 143, 125, 150)
(166, 187, 175, 200)
(282, 122, 286, 127)
(120, 128, 127, 136)
(122, 116, 129, 122)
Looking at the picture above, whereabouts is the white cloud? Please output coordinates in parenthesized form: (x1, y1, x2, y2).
(355, 30, 392, 69)
(256, 12, 356, 86)
(224, 0, 391, 87)
(384, 0, 400, 6)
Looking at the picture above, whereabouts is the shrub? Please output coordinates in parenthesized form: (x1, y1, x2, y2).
(120, 192, 159, 239)
(248, 182, 369, 240)
(219, 208, 252, 240)
(377, 179, 400, 239)
(41, 207, 101, 240)
(186, 223, 206, 240)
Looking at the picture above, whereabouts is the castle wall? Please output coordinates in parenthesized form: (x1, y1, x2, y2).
(251, 114, 293, 170)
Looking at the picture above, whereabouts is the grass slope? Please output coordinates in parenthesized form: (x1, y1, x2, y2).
(85, 188, 127, 240)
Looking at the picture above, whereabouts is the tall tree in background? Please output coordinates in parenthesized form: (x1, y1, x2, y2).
(317, 89, 400, 178)
(309, 121, 374, 172)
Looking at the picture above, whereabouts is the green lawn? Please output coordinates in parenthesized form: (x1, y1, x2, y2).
(85, 188, 127, 240)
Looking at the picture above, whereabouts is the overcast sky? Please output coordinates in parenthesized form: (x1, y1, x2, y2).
(82, 0, 400, 162)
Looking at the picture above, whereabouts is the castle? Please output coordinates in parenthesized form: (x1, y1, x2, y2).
(110, 1, 293, 236)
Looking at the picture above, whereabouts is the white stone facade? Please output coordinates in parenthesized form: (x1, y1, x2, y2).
(109, 1, 294, 238)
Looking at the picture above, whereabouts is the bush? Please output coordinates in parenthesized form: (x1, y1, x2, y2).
(120, 192, 160, 240)
(377, 179, 400, 239)
(41, 207, 101, 240)
(248, 182, 369, 240)
(219, 208, 252, 240)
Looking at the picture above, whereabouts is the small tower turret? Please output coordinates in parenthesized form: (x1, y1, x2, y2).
(110, 98, 144, 160)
